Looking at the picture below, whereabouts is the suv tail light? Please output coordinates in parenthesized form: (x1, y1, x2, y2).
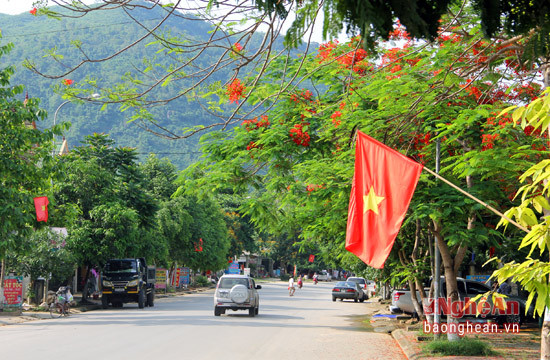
(393, 291, 405, 302)
(333, 288, 340, 292)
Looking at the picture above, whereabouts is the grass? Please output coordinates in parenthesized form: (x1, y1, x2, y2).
(424, 337, 497, 357)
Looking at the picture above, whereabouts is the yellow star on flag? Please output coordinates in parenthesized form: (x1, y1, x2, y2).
(363, 186, 385, 214)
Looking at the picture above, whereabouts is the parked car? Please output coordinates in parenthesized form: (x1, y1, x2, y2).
(390, 277, 534, 324)
(366, 280, 376, 297)
(317, 270, 332, 282)
(213, 274, 261, 317)
(347, 277, 377, 298)
(332, 281, 366, 302)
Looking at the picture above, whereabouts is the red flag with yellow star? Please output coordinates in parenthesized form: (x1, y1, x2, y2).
(33, 196, 49, 222)
(345, 131, 423, 269)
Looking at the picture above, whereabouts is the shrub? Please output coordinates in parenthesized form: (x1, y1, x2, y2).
(280, 274, 290, 281)
(194, 275, 209, 287)
(424, 337, 496, 357)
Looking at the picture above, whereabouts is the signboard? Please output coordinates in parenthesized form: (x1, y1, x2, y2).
(179, 267, 190, 286)
(244, 268, 250, 276)
(172, 268, 181, 287)
(3, 276, 23, 308)
(466, 275, 491, 283)
(227, 262, 240, 274)
(155, 268, 167, 289)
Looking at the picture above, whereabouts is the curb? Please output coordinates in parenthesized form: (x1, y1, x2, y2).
(392, 328, 423, 360)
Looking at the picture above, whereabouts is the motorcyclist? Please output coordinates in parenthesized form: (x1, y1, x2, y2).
(298, 275, 303, 289)
(313, 272, 318, 285)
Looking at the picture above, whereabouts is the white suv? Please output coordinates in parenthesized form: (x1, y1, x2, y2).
(214, 275, 261, 317)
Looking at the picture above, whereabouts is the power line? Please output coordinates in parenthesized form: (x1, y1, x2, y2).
(2, 17, 165, 39)
(138, 152, 202, 155)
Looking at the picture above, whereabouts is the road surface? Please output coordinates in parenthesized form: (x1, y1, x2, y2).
(0, 281, 406, 360)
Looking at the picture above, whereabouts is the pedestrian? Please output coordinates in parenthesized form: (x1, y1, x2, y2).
(298, 275, 303, 289)
(288, 276, 296, 296)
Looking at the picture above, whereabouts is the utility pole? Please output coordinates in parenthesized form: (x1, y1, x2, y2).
(434, 137, 441, 339)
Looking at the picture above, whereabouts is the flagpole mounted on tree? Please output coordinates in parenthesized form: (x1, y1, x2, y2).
(345, 131, 528, 270)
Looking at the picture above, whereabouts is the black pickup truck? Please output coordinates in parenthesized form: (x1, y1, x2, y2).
(101, 258, 155, 309)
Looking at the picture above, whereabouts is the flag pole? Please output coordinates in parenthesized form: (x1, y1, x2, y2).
(422, 166, 529, 233)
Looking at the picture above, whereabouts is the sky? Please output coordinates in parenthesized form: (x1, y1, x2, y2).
(0, 0, 341, 44)
(0, 0, 38, 15)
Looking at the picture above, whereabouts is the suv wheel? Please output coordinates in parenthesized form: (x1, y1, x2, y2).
(138, 289, 145, 309)
(249, 307, 255, 317)
(230, 284, 249, 304)
(147, 290, 155, 307)
(332, 297, 336, 302)
(255, 306, 259, 315)
(101, 296, 110, 309)
(214, 306, 221, 316)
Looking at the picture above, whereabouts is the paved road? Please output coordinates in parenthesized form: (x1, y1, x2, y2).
(0, 281, 406, 360)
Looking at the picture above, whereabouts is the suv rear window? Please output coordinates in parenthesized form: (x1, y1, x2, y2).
(219, 278, 250, 289)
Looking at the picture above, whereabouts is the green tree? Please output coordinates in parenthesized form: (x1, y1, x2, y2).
(140, 154, 178, 201)
(0, 37, 56, 305)
(156, 193, 231, 274)
(6, 228, 76, 304)
(185, 6, 544, 339)
(491, 91, 550, 356)
(53, 133, 161, 300)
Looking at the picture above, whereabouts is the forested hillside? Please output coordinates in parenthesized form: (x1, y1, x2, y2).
(0, 5, 275, 169)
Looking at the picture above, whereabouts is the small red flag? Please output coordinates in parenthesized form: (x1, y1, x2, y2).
(194, 238, 203, 252)
(33, 196, 49, 222)
(345, 131, 423, 269)
(308, 255, 315, 263)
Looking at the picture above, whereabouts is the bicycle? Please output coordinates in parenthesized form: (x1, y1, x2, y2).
(49, 286, 72, 318)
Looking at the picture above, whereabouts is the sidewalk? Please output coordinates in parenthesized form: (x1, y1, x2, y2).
(391, 318, 541, 359)
(365, 298, 541, 359)
(0, 293, 103, 326)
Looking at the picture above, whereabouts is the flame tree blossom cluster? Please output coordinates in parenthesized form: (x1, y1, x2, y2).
(191, 9, 548, 278)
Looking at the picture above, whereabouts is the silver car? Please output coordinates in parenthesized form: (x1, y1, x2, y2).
(214, 275, 261, 317)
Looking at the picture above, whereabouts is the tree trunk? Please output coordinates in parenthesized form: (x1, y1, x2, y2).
(542, 307, 550, 359)
(81, 267, 91, 304)
(0, 258, 4, 311)
(411, 218, 426, 319)
(433, 220, 461, 341)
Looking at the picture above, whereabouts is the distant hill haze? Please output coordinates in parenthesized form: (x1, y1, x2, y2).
(0, 5, 243, 169)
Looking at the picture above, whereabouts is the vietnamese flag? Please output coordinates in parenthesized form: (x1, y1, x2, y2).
(308, 254, 315, 263)
(33, 196, 49, 222)
(345, 131, 423, 269)
(194, 238, 203, 252)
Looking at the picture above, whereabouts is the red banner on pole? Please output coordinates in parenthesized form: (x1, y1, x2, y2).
(345, 131, 423, 269)
(308, 254, 315, 263)
(194, 238, 203, 252)
(33, 196, 49, 222)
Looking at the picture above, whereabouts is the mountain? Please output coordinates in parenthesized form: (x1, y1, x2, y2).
(0, 4, 298, 169)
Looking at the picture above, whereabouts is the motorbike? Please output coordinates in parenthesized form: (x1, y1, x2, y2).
(298, 279, 303, 289)
(313, 277, 318, 285)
